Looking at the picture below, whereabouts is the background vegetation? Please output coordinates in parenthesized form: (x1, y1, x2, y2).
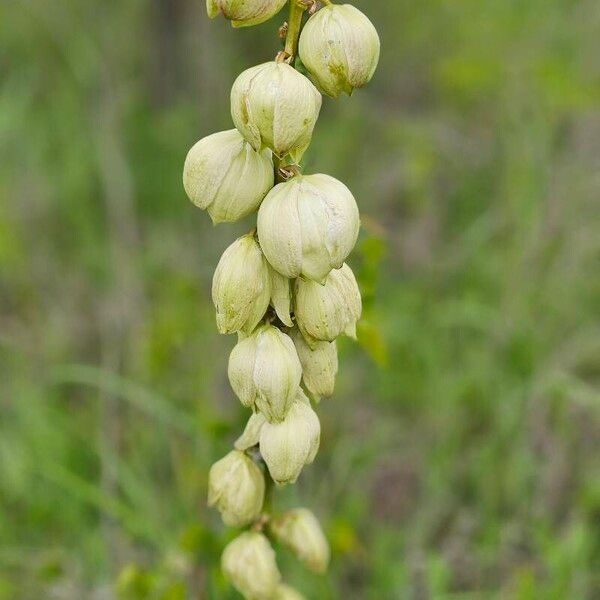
(1, 0, 599, 598)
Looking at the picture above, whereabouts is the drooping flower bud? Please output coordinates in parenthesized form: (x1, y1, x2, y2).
(274, 584, 307, 600)
(257, 174, 360, 282)
(221, 532, 281, 599)
(259, 391, 321, 484)
(183, 129, 273, 224)
(299, 4, 380, 98)
(207, 450, 265, 528)
(231, 62, 322, 162)
(270, 508, 331, 574)
(212, 234, 292, 335)
(294, 263, 362, 344)
(234, 412, 266, 451)
(228, 325, 302, 422)
(212, 234, 269, 335)
(207, 0, 287, 28)
(289, 328, 338, 399)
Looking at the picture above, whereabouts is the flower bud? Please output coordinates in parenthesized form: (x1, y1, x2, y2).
(299, 4, 380, 98)
(183, 129, 273, 223)
(207, 0, 287, 28)
(231, 62, 322, 162)
(289, 328, 338, 399)
(295, 263, 362, 344)
(257, 174, 360, 282)
(259, 392, 321, 484)
(207, 450, 265, 528)
(213, 234, 270, 335)
(228, 325, 302, 422)
(274, 584, 307, 600)
(221, 532, 281, 599)
(234, 412, 266, 451)
(212, 234, 292, 335)
(270, 508, 330, 574)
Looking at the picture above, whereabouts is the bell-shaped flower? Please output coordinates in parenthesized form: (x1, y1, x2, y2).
(257, 174, 360, 282)
(221, 532, 281, 599)
(183, 129, 273, 223)
(294, 263, 362, 344)
(228, 324, 301, 422)
(259, 391, 320, 484)
(213, 234, 292, 335)
(207, 450, 265, 527)
(270, 508, 331, 574)
(289, 328, 338, 399)
(231, 62, 322, 162)
(207, 0, 287, 28)
(299, 4, 380, 98)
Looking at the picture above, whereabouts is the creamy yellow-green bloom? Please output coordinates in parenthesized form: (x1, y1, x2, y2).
(207, 0, 287, 27)
(259, 391, 320, 484)
(207, 450, 265, 528)
(273, 583, 307, 600)
(257, 174, 360, 282)
(270, 508, 331, 574)
(295, 262, 362, 344)
(231, 62, 322, 162)
(234, 412, 266, 451)
(299, 3, 380, 98)
(289, 328, 338, 399)
(228, 325, 302, 422)
(212, 234, 292, 335)
(183, 129, 273, 224)
(221, 532, 281, 599)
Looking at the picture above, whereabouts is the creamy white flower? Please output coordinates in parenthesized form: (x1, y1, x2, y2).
(257, 174, 360, 282)
(183, 129, 273, 223)
(299, 4, 380, 98)
(294, 263, 362, 344)
(212, 234, 270, 335)
(231, 62, 322, 162)
(270, 508, 330, 574)
(207, 0, 287, 28)
(273, 583, 307, 600)
(207, 450, 265, 527)
(234, 412, 266, 451)
(289, 328, 338, 399)
(212, 234, 292, 335)
(228, 325, 302, 422)
(259, 392, 321, 484)
(221, 532, 281, 599)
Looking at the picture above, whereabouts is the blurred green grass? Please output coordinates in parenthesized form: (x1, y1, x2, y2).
(1, 0, 599, 598)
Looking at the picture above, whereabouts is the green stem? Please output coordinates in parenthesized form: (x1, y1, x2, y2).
(284, 1, 307, 61)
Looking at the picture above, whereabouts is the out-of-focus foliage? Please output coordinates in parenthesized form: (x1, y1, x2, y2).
(1, 0, 599, 598)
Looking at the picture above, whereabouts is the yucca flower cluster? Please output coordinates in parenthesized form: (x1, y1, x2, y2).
(184, 2, 379, 597)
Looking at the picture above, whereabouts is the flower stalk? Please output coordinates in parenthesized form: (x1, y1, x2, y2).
(183, 1, 381, 597)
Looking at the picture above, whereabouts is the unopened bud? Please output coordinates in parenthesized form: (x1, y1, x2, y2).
(212, 234, 292, 335)
(228, 325, 302, 422)
(270, 508, 330, 574)
(257, 174, 360, 282)
(212, 234, 270, 335)
(274, 583, 307, 600)
(221, 532, 281, 599)
(183, 129, 273, 224)
(259, 391, 321, 484)
(289, 328, 338, 399)
(208, 450, 265, 527)
(207, 0, 287, 28)
(299, 4, 380, 98)
(234, 412, 266, 451)
(295, 263, 362, 343)
(231, 62, 322, 162)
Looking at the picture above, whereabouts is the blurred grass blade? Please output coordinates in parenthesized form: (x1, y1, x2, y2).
(49, 364, 197, 436)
